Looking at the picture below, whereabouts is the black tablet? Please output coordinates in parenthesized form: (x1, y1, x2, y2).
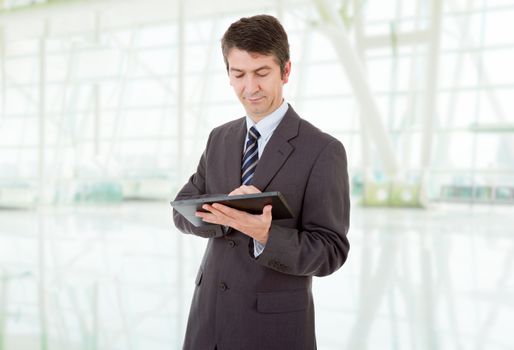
(170, 191, 293, 227)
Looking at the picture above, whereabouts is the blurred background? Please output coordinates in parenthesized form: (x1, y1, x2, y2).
(0, 0, 513, 349)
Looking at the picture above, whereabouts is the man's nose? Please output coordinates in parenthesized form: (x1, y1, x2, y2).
(244, 75, 259, 94)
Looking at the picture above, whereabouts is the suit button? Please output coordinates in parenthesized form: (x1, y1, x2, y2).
(228, 240, 236, 248)
(219, 282, 228, 291)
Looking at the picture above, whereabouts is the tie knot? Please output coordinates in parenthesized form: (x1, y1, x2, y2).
(249, 126, 260, 140)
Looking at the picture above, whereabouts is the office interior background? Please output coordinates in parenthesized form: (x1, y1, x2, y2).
(0, 0, 513, 349)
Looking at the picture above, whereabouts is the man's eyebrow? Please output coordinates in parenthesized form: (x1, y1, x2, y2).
(229, 65, 272, 73)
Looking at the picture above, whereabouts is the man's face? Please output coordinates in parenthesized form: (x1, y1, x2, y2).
(227, 48, 291, 122)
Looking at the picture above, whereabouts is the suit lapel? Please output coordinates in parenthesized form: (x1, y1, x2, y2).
(224, 118, 247, 191)
(252, 105, 300, 191)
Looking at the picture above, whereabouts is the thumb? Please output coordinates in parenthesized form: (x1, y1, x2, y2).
(263, 205, 272, 218)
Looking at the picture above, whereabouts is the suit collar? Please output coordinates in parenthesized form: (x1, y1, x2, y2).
(251, 104, 300, 191)
(270, 103, 300, 142)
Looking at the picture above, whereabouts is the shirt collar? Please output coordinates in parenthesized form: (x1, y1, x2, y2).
(245, 99, 289, 140)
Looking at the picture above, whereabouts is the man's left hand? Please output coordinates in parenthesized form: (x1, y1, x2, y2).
(196, 189, 272, 244)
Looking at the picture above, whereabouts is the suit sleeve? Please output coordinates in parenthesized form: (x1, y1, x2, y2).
(256, 139, 350, 277)
(172, 132, 225, 239)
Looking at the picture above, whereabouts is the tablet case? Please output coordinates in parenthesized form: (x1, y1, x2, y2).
(171, 191, 293, 227)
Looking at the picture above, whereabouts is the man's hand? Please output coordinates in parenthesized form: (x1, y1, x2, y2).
(195, 185, 272, 244)
(228, 185, 261, 196)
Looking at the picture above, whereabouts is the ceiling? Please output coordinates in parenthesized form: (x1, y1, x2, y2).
(0, 0, 312, 41)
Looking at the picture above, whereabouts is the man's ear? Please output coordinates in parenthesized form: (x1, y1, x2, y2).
(282, 61, 292, 83)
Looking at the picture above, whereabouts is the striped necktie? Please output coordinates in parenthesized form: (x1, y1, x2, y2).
(241, 126, 261, 185)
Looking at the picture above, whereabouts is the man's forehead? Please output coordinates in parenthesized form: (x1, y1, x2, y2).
(227, 48, 274, 59)
(247, 51, 273, 59)
(227, 49, 280, 70)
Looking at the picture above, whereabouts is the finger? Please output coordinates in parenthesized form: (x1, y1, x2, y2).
(196, 211, 220, 224)
(196, 208, 213, 217)
(198, 206, 237, 226)
(240, 185, 261, 194)
(206, 204, 243, 228)
(211, 203, 244, 219)
(262, 205, 272, 221)
(229, 186, 246, 196)
(247, 185, 262, 194)
(202, 204, 226, 218)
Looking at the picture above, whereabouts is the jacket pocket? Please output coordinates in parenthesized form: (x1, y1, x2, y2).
(257, 289, 309, 314)
(194, 268, 203, 286)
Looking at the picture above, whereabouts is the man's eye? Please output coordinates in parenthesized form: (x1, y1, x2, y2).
(235, 74, 244, 79)
(256, 73, 268, 77)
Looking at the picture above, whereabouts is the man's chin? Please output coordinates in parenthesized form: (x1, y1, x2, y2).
(243, 105, 262, 115)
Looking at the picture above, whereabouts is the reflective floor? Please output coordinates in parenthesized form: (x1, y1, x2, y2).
(0, 201, 513, 350)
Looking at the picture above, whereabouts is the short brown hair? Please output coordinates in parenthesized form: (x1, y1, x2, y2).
(221, 14, 290, 76)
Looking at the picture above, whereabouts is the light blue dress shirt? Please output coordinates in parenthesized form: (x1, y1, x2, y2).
(244, 99, 289, 257)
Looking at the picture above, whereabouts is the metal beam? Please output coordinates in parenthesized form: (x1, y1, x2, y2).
(0, 25, 5, 119)
(37, 216, 48, 350)
(398, 0, 424, 177)
(292, 19, 311, 112)
(314, 0, 399, 176)
(362, 30, 430, 49)
(190, 19, 218, 149)
(352, 0, 372, 181)
(104, 27, 137, 169)
(470, 123, 514, 133)
(93, 12, 101, 157)
(0, 271, 6, 350)
(38, 20, 49, 205)
(176, 0, 185, 342)
(177, 0, 185, 191)
(52, 36, 79, 203)
(37, 19, 50, 350)
(419, 0, 443, 202)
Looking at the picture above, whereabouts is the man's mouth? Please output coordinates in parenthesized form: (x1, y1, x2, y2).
(246, 96, 264, 103)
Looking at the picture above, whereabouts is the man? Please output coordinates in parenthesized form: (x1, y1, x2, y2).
(173, 14, 350, 350)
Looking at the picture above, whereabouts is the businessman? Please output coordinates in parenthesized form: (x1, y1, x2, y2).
(173, 14, 350, 350)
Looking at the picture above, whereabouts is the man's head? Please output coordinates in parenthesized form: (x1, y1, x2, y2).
(221, 15, 291, 121)
(221, 14, 290, 76)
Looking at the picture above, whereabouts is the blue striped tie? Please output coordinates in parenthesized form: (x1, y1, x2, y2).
(241, 126, 261, 185)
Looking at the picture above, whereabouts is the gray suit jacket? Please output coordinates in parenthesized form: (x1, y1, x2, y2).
(173, 105, 350, 350)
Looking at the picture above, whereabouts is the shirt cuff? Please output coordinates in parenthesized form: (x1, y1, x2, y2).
(253, 239, 266, 257)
